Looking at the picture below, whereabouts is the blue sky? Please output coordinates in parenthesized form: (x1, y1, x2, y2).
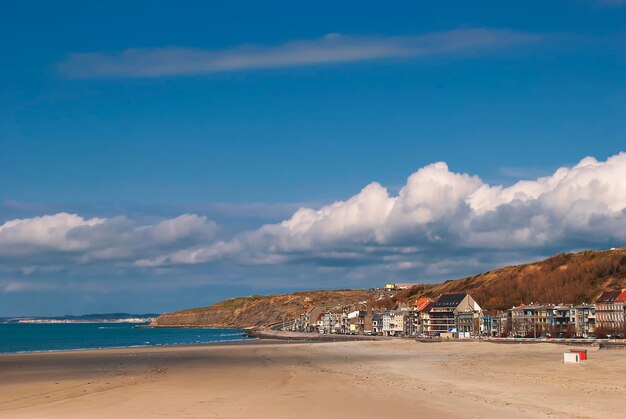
(1, 1, 625, 315)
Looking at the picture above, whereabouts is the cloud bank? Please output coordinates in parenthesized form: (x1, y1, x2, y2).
(2, 152, 625, 291)
(0, 213, 216, 263)
(138, 152, 626, 268)
(58, 29, 540, 78)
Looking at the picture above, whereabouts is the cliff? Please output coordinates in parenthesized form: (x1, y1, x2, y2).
(153, 247, 626, 327)
(151, 289, 377, 328)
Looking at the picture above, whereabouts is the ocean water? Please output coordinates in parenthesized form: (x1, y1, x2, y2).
(0, 323, 252, 354)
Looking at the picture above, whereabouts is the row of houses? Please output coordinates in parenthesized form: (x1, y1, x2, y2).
(292, 293, 484, 338)
(292, 288, 626, 339)
(486, 289, 626, 338)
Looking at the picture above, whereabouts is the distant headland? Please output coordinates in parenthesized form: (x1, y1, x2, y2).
(0, 313, 160, 324)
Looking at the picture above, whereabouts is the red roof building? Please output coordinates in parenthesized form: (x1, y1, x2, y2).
(412, 297, 433, 311)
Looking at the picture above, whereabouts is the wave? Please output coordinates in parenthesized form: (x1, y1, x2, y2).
(0, 324, 252, 354)
(0, 337, 254, 355)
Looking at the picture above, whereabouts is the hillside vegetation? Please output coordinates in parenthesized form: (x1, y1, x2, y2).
(418, 247, 626, 310)
(153, 248, 626, 328)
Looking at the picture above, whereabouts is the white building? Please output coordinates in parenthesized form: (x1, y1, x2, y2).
(382, 310, 405, 336)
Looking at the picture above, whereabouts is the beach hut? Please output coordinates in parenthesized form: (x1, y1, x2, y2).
(569, 349, 588, 361)
(563, 352, 580, 363)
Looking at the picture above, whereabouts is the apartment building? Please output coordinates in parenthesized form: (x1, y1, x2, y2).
(429, 294, 483, 337)
(483, 312, 508, 337)
(322, 312, 341, 334)
(595, 290, 626, 334)
(574, 305, 595, 337)
(418, 302, 435, 336)
(403, 297, 434, 336)
(508, 304, 596, 338)
(382, 310, 405, 336)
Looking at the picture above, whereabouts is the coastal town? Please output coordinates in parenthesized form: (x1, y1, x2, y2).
(290, 284, 626, 340)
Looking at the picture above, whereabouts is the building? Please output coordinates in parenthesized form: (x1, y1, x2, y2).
(429, 294, 483, 337)
(553, 306, 577, 336)
(322, 312, 341, 334)
(595, 290, 626, 335)
(382, 310, 405, 336)
(395, 283, 420, 290)
(363, 312, 373, 335)
(383, 283, 419, 291)
(574, 305, 595, 338)
(404, 297, 434, 337)
(483, 311, 507, 337)
(292, 306, 325, 332)
(418, 301, 435, 336)
(345, 308, 368, 335)
(371, 313, 383, 335)
(486, 311, 508, 337)
(507, 304, 596, 338)
(533, 305, 577, 337)
(507, 305, 533, 337)
(404, 310, 420, 337)
(413, 297, 433, 311)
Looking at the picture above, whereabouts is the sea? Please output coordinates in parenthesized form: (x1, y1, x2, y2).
(0, 323, 252, 354)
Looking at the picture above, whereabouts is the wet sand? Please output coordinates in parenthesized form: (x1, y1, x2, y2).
(0, 340, 623, 418)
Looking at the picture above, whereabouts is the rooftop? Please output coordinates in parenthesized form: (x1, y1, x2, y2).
(413, 297, 433, 311)
(433, 293, 467, 308)
(597, 290, 625, 303)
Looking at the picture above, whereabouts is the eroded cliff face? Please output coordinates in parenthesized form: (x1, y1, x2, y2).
(152, 290, 377, 328)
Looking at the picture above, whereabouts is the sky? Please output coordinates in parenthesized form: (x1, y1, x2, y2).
(1, 1, 625, 316)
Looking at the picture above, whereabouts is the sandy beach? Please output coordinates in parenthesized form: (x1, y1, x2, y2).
(1, 340, 624, 418)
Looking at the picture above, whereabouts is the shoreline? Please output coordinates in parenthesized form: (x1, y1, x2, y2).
(0, 338, 317, 356)
(0, 328, 380, 357)
(0, 331, 385, 357)
(0, 338, 263, 357)
(4, 328, 625, 357)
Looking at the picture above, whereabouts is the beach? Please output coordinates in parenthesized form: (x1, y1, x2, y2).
(1, 340, 624, 418)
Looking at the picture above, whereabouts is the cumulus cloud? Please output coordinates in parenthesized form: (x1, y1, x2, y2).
(141, 152, 626, 268)
(2, 152, 626, 289)
(0, 213, 216, 263)
(0, 213, 105, 254)
(57, 29, 540, 78)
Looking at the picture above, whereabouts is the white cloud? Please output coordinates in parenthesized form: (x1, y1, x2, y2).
(3, 152, 626, 289)
(0, 213, 216, 262)
(135, 240, 241, 267)
(140, 152, 626, 267)
(0, 213, 105, 254)
(57, 29, 540, 78)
